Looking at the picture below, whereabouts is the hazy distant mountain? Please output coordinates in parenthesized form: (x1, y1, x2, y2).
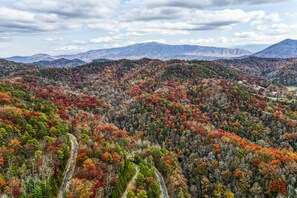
(253, 39, 297, 58)
(6, 53, 54, 63)
(5, 42, 251, 63)
(32, 58, 86, 67)
(233, 44, 270, 53)
(91, 59, 112, 63)
(59, 42, 251, 62)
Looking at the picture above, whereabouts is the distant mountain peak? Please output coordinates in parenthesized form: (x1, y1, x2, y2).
(253, 38, 297, 58)
(282, 38, 297, 42)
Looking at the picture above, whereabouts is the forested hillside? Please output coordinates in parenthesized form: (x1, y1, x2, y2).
(217, 57, 297, 86)
(0, 82, 69, 197)
(0, 60, 36, 77)
(1, 59, 297, 197)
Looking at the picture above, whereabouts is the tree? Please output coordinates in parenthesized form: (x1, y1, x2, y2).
(127, 190, 135, 198)
(213, 183, 225, 197)
(137, 190, 148, 198)
(269, 180, 288, 196)
(32, 183, 44, 198)
(102, 152, 110, 162)
(49, 127, 58, 136)
(224, 191, 235, 198)
(25, 124, 35, 137)
(136, 173, 145, 186)
(0, 177, 6, 190)
(0, 155, 4, 166)
(112, 152, 121, 165)
(37, 122, 48, 138)
(148, 181, 161, 197)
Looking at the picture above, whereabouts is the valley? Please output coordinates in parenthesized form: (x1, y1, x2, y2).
(1, 56, 297, 197)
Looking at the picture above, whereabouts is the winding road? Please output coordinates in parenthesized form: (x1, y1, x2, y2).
(122, 165, 139, 198)
(57, 137, 168, 198)
(58, 133, 78, 198)
(156, 169, 169, 198)
(121, 163, 169, 198)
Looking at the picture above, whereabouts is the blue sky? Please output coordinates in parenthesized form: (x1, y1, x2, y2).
(0, 0, 296, 57)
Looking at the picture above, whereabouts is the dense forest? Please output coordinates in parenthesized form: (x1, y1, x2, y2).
(217, 57, 297, 86)
(1, 58, 297, 197)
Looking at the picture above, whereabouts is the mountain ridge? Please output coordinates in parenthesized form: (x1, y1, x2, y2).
(253, 39, 297, 58)
(5, 42, 252, 63)
(6, 53, 54, 63)
(5, 39, 297, 64)
(31, 58, 86, 67)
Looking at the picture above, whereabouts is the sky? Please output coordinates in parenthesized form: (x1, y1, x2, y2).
(0, 0, 297, 57)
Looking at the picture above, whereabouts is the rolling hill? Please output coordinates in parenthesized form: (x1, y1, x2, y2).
(1, 58, 297, 197)
(0, 59, 37, 77)
(19, 59, 297, 197)
(2, 48, 297, 197)
(32, 58, 86, 67)
(217, 56, 297, 86)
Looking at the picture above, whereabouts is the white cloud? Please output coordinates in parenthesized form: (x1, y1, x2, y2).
(179, 38, 216, 46)
(45, 37, 63, 41)
(0, 7, 78, 33)
(234, 32, 258, 38)
(191, 9, 263, 25)
(250, 22, 297, 36)
(0, 36, 10, 42)
(0, 0, 296, 56)
(286, 12, 297, 18)
(198, 31, 296, 47)
(142, 39, 167, 43)
(124, 7, 187, 21)
(16, 0, 120, 18)
(55, 45, 86, 52)
(140, 0, 288, 8)
(89, 36, 116, 44)
(264, 13, 281, 22)
(71, 40, 88, 45)
(88, 9, 268, 35)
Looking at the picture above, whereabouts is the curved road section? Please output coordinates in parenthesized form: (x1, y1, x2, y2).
(156, 169, 169, 198)
(58, 133, 78, 198)
(122, 164, 169, 198)
(122, 165, 139, 198)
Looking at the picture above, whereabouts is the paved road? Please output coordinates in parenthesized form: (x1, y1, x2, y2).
(122, 164, 139, 198)
(121, 162, 169, 198)
(156, 169, 169, 198)
(58, 133, 78, 198)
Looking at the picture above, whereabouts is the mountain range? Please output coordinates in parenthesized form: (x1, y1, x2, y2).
(58, 42, 252, 62)
(5, 42, 252, 63)
(3, 39, 297, 67)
